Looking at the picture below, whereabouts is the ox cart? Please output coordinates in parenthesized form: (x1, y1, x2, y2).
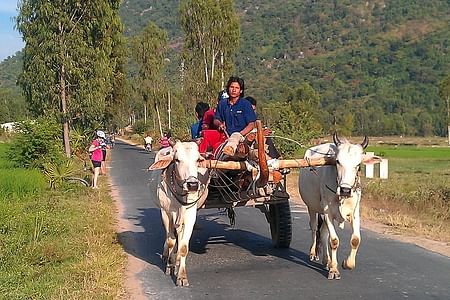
(199, 120, 334, 248)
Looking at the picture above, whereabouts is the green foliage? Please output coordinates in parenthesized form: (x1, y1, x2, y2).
(43, 159, 82, 189)
(8, 117, 65, 168)
(0, 54, 28, 122)
(180, 0, 240, 103)
(69, 127, 92, 157)
(260, 82, 322, 155)
(3, 0, 450, 140)
(130, 21, 169, 127)
(132, 120, 153, 134)
(16, 0, 127, 131)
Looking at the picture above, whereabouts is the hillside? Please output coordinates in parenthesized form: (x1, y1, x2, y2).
(1, 0, 449, 136)
(0, 53, 26, 122)
(119, 0, 450, 137)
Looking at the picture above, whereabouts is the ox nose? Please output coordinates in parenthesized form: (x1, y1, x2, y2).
(339, 186, 352, 197)
(186, 181, 199, 192)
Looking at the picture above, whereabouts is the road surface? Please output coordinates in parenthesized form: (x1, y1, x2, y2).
(109, 140, 450, 300)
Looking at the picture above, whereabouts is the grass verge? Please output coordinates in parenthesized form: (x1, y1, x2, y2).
(0, 143, 126, 299)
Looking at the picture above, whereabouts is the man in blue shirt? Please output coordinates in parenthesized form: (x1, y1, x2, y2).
(214, 76, 256, 156)
(214, 76, 256, 137)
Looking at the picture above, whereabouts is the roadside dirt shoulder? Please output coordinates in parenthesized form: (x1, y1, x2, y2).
(109, 138, 148, 300)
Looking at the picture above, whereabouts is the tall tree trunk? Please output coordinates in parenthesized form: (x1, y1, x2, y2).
(155, 102, 163, 137)
(203, 47, 209, 85)
(144, 102, 147, 124)
(220, 51, 224, 89)
(211, 49, 215, 81)
(447, 96, 450, 145)
(168, 90, 171, 130)
(60, 63, 71, 157)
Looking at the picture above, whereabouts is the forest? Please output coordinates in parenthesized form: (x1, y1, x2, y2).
(1, 0, 449, 139)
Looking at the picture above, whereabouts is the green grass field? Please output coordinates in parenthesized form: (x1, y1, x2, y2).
(367, 145, 450, 175)
(0, 143, 125, 299)
(361, 144, 450, 241)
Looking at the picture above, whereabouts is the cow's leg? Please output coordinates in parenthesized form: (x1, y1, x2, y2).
(308, 211, 320, 261)
(175, 207, 197, 287)
(161, 209, 176, 275)
(343, 202, 361, 270)
(319, 217, 330, 269)
(323, 213, 340, 280)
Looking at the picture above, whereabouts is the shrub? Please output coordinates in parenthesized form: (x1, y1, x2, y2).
(8, 117, 65, 168)
(132, 120, 152, 134)
(43, 159, 84, 189)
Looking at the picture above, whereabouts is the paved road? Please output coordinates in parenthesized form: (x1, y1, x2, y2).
(109, 140, 450, 300)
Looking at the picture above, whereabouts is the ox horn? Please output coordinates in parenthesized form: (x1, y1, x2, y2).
(361, 135, 369, 149)
(333, 132, 341, 146)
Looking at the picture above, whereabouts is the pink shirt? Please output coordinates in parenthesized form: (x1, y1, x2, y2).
(160, 136, 170, 148)
(91, 139, 103, 161)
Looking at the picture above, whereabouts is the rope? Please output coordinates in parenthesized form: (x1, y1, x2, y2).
(267, 135, 305, 148)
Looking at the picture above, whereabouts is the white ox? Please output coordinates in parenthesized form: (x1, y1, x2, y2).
(299, 133, 381, 280)
(148, 141, 209, 286)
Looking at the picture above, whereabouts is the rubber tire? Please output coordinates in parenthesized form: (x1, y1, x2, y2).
(268, 201, 292, 248)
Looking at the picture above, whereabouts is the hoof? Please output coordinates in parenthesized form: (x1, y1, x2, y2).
(327, 270, 341, 280)
(176, 277, 189, 287)
(165, 265, 175, 276)
(342, 259, 355, 270)
(310, 254, 320, 262)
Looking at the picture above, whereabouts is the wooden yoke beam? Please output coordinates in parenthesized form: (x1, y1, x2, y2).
(199, 157, 335, 171)
(270, 157, 336, 169)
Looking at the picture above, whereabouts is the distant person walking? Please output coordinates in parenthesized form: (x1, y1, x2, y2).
(89, 130, 106, 189)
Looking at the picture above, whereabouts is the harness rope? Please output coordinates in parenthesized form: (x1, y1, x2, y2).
(166, 163, 207, 208)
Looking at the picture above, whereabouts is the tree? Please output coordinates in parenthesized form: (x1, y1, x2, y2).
(130, 22, 168, 130)
(261, 83, 322, 155)
(180, 0, 240, 103)
(16, 0, 125, 157)
(439, 74, 450, 145)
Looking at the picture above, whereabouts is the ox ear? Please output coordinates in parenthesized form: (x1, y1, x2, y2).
(362, 153, 382, 165)
(148, 147, 174, 170)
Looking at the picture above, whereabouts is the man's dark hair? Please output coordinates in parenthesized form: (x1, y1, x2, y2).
(195, 102, 210, 119)
(226, 76, 245, 97)
(245, 96, 256, 106)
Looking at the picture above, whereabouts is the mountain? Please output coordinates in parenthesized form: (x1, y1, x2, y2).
(119, 0, 450, 136)
(1, 0, 449, 136)
(0, 53, 27, 123)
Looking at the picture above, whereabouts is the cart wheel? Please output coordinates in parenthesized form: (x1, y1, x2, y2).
(268, 201, 292, 248)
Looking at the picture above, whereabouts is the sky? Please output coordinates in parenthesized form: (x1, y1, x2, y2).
(0, 0, 23, 63)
